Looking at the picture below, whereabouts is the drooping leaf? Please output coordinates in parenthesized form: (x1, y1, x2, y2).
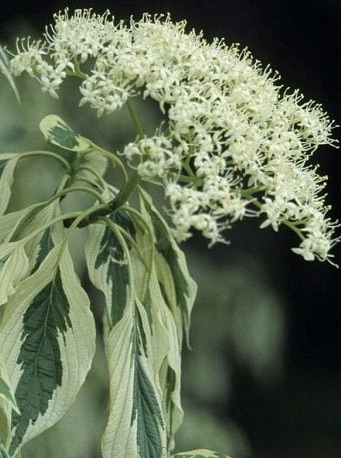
(101, 297, 167, 458)
(0, 356, 19, 454)
(0, 241, 29, 307)
(0, 208, 33, 245)
(85, 209, 136, 327)
(0, 443, 11, 458)
(99, 208, 185, 457)
(0, 201, 61, 306)
(0, 155, 20, 217)
(172, 450, 232, 458)
(39, 115, 91, 152)
(140, 192, 197, 344)
(132, 306, 165, 458)
(0, 245, 62, 455)
(0, 360, 18, 414)
(9, 268, 72, 454)
(149, 287, 183, 447)
(0, 201, 52, 245)
(0, 236, 96, 456)
(0, 403, 10, 456)
(0, 209, 26, 245)
(14, 201, 60, 273)
(0, 387, 10, 453)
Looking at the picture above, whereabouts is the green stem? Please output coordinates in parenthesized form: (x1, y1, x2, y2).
(73, 169, 141, 227)
(126, 99, 145, 138)
(88, 142, 128, 178)
(70, 99, 146, 227)
(19, 150, 71, 171)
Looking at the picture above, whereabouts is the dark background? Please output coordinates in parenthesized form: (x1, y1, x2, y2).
(1, 1, 340, 457)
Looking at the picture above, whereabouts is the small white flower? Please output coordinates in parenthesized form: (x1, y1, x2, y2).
(8, 8, 339, 262)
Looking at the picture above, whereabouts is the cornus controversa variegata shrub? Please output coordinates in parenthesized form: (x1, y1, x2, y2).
(0, 8, 339, 458)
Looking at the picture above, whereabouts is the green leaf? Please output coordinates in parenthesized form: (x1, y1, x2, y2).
(0, 443, 11, 458)
(86, 201, 192, 456)
(0, 201, 61, 306)
(132, 329, 165, 458)
(0, 208, 30, 245)
(140, 192, 197, 344)
(0, 360, 18, 414)
(0, 241, 29, 307)
(9, 269, 72, 454)
(0, 238, 96, 456)
(0, 155, 20, 217)
(138, 293, 183, 455)
(101, 298, 167, 458)
(172, 450, 232, 458)
(100, 211, 185, 457)
(98, 224, 166, 457)
(14, 202, 60, 273)
(0, 356, 19, 453)
(0, 201, 51, 245)
(85, 209, 136, 327)
(39, 115, 91, 152)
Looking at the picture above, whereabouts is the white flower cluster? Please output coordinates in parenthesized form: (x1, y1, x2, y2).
(123, 136, 182, 178)
(9, 8, 339, 262)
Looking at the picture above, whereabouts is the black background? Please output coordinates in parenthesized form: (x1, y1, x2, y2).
(1, 1, 340, 457)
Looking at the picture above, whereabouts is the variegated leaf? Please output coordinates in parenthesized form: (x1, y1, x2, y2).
(0, 199, 56, 245)
(87, 213, 166, 457)
(39, 115, 91, 152)
(0, 358, 18, 414)
(140, 192, 197, 344)
(0, 233, 96, 456)
(86, 206, 187, 457)
(0, 208, 30, 245)
(0, 397, 10, 452)
(0, 154, 20, 217)
(0, 443, 11, 458)
(172, 450, 232, 458)
(0, 201, 61, 306)
(0, 356, 18, 451)
(11, 201, 60, 273)
(85, 209, 136, 327)
(131, 220, 184, 452)
(0, 241, 29, 307)
(101, 289, 169, 457)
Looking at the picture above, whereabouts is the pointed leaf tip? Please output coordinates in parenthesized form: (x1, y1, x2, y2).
(39, 115, 91, 152)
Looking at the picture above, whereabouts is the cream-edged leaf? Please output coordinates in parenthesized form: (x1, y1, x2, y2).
(0, 399, 10, 454)
(101, 298, 167, 458)
(0, 359, 18, 414)
(39, 115, 91, 152)
(85, 209, 136, 327)
(100, 208, 186, 457)
(0, 201, 58, 246)
(99, 223, 168, 458)
(140, 192, 197, 344)
(131, 220, 185, 453)
(0, 201, 61, 306)
(0, 208, 31, 244)
(0, 155, 20, 216)
(0, 239, 96, 456)
(0, 356, 18, 453)
(172, 450, 232, 458)
(14, 201, 60, 273)
(0, 443, 11, 458)
(0, 242, 29, 307)
(0, 245, 62, 455)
